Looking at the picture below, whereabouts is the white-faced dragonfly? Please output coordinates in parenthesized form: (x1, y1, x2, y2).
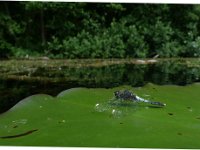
(114, 90, 166, 107)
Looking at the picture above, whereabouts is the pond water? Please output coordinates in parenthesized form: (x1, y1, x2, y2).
(0, 58, 200, 113)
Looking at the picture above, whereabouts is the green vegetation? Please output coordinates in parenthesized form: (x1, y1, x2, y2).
(1, 2, 200, 59)
(1, 83, 200, 148)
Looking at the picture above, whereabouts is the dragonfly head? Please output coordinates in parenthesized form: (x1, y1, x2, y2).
(114, 91, 121, 99)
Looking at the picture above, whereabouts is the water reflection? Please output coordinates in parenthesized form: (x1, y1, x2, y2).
(0, 59, 200, 113)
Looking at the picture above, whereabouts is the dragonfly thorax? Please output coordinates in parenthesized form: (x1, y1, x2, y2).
(114, 90, 137, 101)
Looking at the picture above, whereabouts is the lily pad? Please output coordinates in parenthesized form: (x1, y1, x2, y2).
(0, 83, 200, 148)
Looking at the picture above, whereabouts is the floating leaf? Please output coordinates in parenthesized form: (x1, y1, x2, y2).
(0, 84, 200, 148)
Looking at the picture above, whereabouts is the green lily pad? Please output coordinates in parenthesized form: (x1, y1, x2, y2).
(0, 83, 200, 148)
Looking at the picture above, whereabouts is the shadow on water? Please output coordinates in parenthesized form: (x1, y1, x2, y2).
(0, 59, 200, 113)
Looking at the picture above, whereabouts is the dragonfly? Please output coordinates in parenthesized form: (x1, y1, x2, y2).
(114, 90, 166, 107)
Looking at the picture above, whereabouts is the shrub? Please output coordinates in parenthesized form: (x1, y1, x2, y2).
(60, 21, 148, 58)
(159, 41, 184, 57)
(125, 25, 148, 58)
(185, 36, 200, 57)
(0, 40, 12, 58)
(45, 36, 63, 58)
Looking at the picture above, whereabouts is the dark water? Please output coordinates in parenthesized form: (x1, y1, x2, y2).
(0, 59, 200, 113)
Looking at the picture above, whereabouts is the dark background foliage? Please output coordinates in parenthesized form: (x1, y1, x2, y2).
(1, 2, 200, 59)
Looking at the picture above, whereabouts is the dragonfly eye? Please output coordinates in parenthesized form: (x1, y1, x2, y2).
(114, 91, 120, 98)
